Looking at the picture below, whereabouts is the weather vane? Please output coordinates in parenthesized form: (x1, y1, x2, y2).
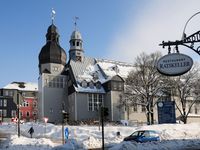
(51, 8, 56, 24)
(74, 16, 79, 31)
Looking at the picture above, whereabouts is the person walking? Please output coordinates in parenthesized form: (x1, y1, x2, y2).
(28, 126, 34, 138)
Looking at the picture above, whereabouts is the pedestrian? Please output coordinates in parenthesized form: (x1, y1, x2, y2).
(28, 126, 34, 138)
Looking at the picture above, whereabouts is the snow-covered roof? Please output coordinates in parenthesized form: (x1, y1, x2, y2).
(75, 84, 105, 93)
(96, 59, 135, 79)
(69, 57, 135, 93)
(3, 82, 38, 91)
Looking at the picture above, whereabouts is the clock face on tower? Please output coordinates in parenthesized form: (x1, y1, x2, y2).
(76, 56, 81, 62)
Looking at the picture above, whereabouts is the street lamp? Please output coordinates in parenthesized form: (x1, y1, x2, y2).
(159, 12, 200, 55)
(100, 105, 104, 150)
(16, 82, 25, 138)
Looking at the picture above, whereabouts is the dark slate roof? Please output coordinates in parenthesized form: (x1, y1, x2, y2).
(39, 24, 67, 66)
(39, 42, 66, 65)
(68, 56, 106, 93)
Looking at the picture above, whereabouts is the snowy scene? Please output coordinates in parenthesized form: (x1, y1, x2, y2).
(1, 122, 200, 150)
(2, 1, 200, 150)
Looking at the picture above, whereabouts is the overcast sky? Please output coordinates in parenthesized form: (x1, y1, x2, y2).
(1, 0, 200, 87)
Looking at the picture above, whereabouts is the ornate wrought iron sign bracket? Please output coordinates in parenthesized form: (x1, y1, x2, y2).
(159, 30, 200, 55)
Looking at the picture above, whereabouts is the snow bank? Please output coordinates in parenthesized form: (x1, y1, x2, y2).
(1, 122, 200, 149)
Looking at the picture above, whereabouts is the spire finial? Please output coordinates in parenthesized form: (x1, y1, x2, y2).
(51, 8, 56, 24)
(74, 16, 79, 31)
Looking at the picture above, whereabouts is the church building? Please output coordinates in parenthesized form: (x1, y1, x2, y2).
(38, 14, 136, 124)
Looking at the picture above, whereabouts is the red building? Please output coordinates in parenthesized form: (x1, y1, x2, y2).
(20, 97, 38, 122)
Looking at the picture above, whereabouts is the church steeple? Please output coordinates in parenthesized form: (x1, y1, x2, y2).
(69, 17, 84, 62)
(38, 9, 66, 74)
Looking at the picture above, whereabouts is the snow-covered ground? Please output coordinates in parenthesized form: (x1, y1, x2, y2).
(1, 122, 200, 150)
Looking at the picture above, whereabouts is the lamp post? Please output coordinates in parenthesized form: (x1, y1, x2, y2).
(17, 93, 20, 137)
(159, 12, 200, 55)
(101, 106, 104, 150)
(16, 82, 25, 138)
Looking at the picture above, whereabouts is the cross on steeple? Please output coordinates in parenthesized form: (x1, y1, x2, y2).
(74, 16, 79, 31)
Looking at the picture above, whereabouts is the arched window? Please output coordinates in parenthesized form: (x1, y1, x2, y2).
(96, 82, 101, 89)
(89, 82, 94, 89)
(77, 42, 79, 46)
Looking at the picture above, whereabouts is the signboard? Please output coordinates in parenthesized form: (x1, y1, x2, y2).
(157, 53, 193, 76)
(157, 101, 176, 124)
(65, 127, 69, 142)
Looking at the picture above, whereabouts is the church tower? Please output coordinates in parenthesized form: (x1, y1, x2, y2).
(38, 10, 67, 124)
(69, 19, 84, 62)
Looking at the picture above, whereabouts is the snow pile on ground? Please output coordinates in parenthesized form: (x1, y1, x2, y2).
(1, 122, 200, 150)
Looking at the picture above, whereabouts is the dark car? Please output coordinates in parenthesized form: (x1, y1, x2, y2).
(123, 130, 160, 143)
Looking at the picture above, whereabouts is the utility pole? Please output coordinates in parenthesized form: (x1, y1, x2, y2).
(17, 93, 20, 137)
(101, 106, 104, 150)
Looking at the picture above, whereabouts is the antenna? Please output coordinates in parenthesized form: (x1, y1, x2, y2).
(51, 8, 56, 24)
(74, 16, 79, 31)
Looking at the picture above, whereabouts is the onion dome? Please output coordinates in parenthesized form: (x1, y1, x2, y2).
(39, 24, 67, 66)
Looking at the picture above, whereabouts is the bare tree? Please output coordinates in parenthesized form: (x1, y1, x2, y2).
(170, 63, 200, 124)
(121, 51, 169, 125)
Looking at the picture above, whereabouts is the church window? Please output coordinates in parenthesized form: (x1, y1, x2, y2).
(77, 42, 79, 46)
(89, 82, 94, 89)
(73, 41, 75, 46)
(45, 78, 48, 84)
(99, 95, 103, 104)
(94, 94, 98, 111)
(88, 94, 104, 111)
(88, 94, 93, 111)
(81, 80, 87, 88)
(96, 82, 101, 89)
(56, 78, 59, 88)
(53, 78, 56, 87)
(93, 72, 99, 81)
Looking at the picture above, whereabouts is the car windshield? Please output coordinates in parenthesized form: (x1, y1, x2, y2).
(131, 130, 158, 137)
(131, 131, 139, 136)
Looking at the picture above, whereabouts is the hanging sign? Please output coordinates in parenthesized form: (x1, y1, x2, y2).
(157, 53, 193, 76)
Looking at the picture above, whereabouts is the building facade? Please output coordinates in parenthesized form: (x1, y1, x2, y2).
(38, 20, 136, 124)
(0, 82, 38, 122)
(38, 19, 200, 125)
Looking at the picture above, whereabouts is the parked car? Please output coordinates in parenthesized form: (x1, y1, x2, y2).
(123, 130, 160, 143)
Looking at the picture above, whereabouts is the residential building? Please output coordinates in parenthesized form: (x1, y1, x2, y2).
(0, 82, 38, 122)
